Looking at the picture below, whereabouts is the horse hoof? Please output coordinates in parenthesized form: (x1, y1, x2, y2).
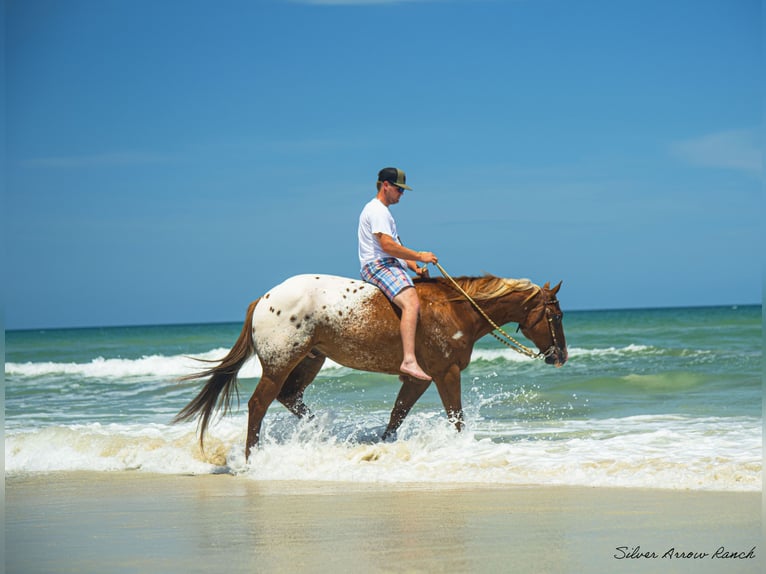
(381, 431, 397, 443)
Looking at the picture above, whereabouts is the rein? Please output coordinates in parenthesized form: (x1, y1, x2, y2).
(433, 262, 544, 360)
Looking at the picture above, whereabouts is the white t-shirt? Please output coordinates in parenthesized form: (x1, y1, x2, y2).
(358, 198, 407, 269)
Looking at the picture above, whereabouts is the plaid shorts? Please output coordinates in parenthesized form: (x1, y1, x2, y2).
(360, 258, 414, 301)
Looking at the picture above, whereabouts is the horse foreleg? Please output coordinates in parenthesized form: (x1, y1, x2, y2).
(277, 351, 326, 419)
(382, 376, 431, 440)
(246, 374, 285, 461)
(434, 364, 464, 432)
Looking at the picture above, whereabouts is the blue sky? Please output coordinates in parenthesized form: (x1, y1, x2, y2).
(5, 0, 762, 329)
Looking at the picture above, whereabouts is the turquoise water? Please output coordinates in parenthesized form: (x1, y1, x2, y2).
(5, 305, 761, 490)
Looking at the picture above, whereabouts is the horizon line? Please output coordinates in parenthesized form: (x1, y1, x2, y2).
(5, 301, 761, 333)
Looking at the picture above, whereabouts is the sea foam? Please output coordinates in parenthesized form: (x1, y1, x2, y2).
(5, 412, 760, 491)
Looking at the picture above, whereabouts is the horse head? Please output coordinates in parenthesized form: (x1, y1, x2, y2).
(518, 281, 568, 367)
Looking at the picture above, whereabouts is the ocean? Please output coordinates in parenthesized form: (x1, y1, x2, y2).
(4, 305, 762, 491)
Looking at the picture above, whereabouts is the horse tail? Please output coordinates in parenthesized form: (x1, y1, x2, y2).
(173, 299, 260, 448)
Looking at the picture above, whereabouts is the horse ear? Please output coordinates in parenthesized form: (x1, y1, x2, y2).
(552, 281, 562, 295)
(543, 281, 551, 290)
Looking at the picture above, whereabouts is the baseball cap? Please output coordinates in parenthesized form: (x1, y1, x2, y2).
(377, 167, 412, 191)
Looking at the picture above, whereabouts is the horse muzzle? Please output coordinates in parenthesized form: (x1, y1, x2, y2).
(542, 346, 568, 367)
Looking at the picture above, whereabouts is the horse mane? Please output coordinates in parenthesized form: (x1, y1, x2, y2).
(426, 274, 540, 303)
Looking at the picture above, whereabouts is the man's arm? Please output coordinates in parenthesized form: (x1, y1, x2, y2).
(375, 233, 438, 273)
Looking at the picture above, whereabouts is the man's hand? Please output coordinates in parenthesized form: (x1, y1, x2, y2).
(417, 251, 438, 265)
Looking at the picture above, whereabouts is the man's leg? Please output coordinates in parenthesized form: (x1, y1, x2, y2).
(393, 287, 430, 381)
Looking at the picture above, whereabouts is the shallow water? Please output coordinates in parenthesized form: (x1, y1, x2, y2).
(5, 305, 761, 490)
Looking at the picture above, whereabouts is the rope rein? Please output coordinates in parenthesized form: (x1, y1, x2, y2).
(432, 262, 542, 359)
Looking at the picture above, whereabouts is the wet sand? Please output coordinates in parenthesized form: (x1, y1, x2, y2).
(5, 472, 762, 573)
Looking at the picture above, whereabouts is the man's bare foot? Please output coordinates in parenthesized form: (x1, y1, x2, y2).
(400, 360, 431, 381)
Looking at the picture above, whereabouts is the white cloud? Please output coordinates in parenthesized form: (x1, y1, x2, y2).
(287, 0, 435, 5)
(670, 129, 761, 175)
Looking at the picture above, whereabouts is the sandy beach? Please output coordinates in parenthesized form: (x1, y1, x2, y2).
(4, 472, 761, 574)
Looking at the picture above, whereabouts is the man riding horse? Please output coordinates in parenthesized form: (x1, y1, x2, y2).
(358, 167, 438, 382)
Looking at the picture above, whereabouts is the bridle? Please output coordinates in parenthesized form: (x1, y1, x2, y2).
(516, 294, 563, 361)
(435, 262, 562, 361)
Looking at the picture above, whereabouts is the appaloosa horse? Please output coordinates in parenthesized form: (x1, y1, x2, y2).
(175, 273, 567, 459)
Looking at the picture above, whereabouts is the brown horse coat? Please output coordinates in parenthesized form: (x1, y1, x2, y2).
(175, 273, 567, 459)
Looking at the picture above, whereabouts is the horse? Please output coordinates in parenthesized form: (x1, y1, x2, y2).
(174, 273, 567, 460)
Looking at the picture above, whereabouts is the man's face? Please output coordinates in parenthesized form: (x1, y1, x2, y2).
(384, 180, 405, 205)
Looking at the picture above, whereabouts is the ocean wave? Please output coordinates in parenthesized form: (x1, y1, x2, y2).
(5, 349, 258, 380)
(569, 344, 655, 357)
(5, 344, 685, 379)
(5, 414, 761, 492)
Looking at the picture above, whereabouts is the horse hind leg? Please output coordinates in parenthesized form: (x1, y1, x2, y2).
(277, 350, 326, 419)
(246, 370, 289, 460)
(245, 348, 325, 460)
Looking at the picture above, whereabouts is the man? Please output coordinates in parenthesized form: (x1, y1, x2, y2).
(358, 167, 438, 381)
